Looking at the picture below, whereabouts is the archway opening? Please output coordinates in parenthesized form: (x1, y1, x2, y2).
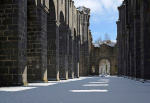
(99, 59, 110, 75)
(49, 0, 56, 21)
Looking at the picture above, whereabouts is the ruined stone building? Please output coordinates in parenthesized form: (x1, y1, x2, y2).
(117, 0, 150, 81)
(90, 42, 117, 76)
(0, 0, 92, 86)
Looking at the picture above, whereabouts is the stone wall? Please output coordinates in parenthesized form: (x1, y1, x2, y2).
(78, 6, 91, 76)
(0, 0, 92, 86)
(27, 0, 48, 82)
(0, 0, 27, 86)
(90, 44, 117, 76)
(117, 0, 150, 80)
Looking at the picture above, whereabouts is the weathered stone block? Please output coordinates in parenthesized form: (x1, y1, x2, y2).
(4, 61, 13, 66)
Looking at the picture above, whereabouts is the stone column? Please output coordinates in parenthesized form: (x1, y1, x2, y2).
(27, 0, 48, 82)
(0, 0, 27, 86)
(47, 0, 60, 81)
(47, 20, 60, 81)
(68, 31, 74, 78)
(134, 1, 141, 80)
(59, 25, 68, 80)
(140, 0, 150, 80)
(116, 20, 121, 76)
(73, 31, 78, 77)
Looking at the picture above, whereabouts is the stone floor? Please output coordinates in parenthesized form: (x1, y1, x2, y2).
(0, 76, 150, 103)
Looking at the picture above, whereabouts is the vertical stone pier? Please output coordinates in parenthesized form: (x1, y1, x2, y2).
(140, 0, 150, 80)
(0, 0, 27, 86)
(59, 25, 68, 80)
(27, 0, 48, 82)
(47, 0, 60, 81)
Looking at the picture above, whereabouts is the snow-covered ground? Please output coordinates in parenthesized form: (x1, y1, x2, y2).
(0, 76, 150, 103)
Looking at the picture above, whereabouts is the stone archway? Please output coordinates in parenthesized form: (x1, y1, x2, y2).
(99, 59, 110, 75)
(91, 44, 117, 76)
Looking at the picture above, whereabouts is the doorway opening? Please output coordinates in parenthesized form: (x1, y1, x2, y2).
(99, 59, 110, 75)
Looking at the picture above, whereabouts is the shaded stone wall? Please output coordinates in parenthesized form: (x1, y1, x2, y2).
(117, 0, 150, 80)
(78, 7, 91, 76)
(68, 0, 74, 78)
(0, 0, 92, 86)
(27, 0, 48, 82)
(47, 0, 59, 81)
(0, 0, 27, 86)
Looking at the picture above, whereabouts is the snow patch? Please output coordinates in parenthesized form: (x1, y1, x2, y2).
(70, 89, 108, 92)
(0, 87, 37, 92)
(93, 43, 100, 47)
(89, 82, 109, 83)
(94, 40, 116, 47)
(28, 83, 57, 86)
(83, 84, 109, 86)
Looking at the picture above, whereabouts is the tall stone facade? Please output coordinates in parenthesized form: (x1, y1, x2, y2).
(77, 6, 91, 76)
(117, 0, 150, 81)
(0, 0, 92, 86)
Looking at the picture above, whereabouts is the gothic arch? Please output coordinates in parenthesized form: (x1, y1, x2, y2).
(49, 0, 56, 21)
(59, 11, 65, 26)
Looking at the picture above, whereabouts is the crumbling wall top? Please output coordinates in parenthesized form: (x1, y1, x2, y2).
(77, 6, 90, 15)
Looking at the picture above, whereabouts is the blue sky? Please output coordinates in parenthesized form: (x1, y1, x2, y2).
(74, 0, 123, 43)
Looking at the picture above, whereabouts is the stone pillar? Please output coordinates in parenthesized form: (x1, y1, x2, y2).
(68, 0, 74, 79)
(126, 0, 131, 78)
(116, 20, 121, 76)
(79, 32, 84, 76)
(129, 18, 135, 79)
(124, 37, 128, 76)
(134, 1, 141, 79)
(76, 35, 80, 78)
(0, 0, 27, 86)
(68, 33, 74, 78)
(140, 0, 150, 80)
(73, 30, 78, 77)
(47, 20, 60, 81)
(27, 0, 48, 82)
(59, 25, 68, 80)
(47, 1, 59, 81)
(79, 42, 84, 76)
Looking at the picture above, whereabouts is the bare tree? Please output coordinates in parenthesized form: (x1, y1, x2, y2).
(104, 33, 111, 44)
(94, 35, 102, 44)
(94, 33, 111, 44)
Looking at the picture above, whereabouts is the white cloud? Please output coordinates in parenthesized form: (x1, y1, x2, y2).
(74, 0, 103, 14)
(74, 0, 123, 41)
(74, 0, 123, 24)
(74, 0, 123, 15)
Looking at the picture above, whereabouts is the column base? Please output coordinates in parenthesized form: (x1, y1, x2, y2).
(43, 80, 48, 83)
(0, 81, 28, 87)
(23, 81, 28, 86)
(134, 78, 141, 81)
(127, 76, 130, 79)
(146, 80, 150, 83)
(140, 79, 146, 83)
(130, 77, 134, 80)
